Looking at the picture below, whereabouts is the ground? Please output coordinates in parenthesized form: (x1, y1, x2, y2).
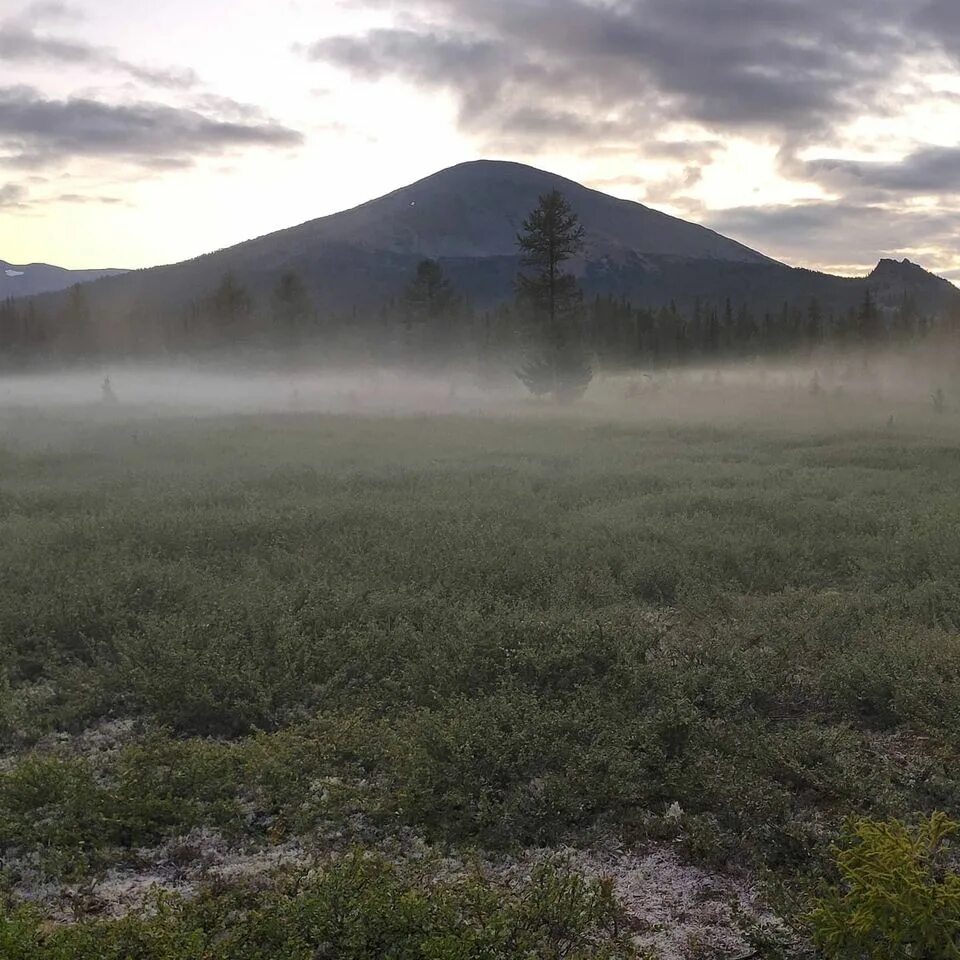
(1, 368, 958, 958)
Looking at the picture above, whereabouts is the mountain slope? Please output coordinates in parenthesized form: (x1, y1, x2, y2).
(35, 160, 778, 315)
(270, 160, 777, 264)
(23, 161, 960, 326)
(1, 260, 127, 299)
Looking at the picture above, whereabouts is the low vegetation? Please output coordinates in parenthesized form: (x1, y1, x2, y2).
(0, 854, 637, 959)
(809, 813, 960, 958)
(1, 383, 959, 954)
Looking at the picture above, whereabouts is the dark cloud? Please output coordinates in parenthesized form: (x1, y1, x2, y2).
(916, 0, 960, 54)
(309, 30, 507, 90)
(0, 86, 304, 169)
(706, 201, 960, 275)
(307, 0, 918, 149)
(0, 31, 197, 90)
(0, 5, 197, 89)
(804, 146, 960, 195)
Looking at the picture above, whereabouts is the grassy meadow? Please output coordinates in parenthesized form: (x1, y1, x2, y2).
(1, 371, 959, 957)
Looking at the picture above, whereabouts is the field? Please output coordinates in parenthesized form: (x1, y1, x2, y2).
(1, 371, 959, 958)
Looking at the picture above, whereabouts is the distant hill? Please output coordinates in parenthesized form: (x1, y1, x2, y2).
(0, 260, 127, 299)
(20, 160, 960, 330)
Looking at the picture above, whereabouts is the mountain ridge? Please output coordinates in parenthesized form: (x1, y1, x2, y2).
(17, 161, 960, 326)
(1, 260, 128, 299)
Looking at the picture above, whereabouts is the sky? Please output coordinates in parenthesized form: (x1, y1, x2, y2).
(2, 0, 960, 282)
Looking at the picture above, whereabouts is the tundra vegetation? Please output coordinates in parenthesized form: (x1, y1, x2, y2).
(0, 365, 958, 955)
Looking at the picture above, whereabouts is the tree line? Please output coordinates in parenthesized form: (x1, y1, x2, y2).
(0, 191, 956, 395)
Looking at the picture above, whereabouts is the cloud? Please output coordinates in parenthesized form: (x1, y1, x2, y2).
(0, 27, 198, 89)
(306, 0, 918, 150)
(0, 182, 129, 210)
(0, 183, 28, 207)
(643, 140, 723, 162)
(18, 2, 80, 23)
(54, 192, 127, 204)
(915, 0, 960, 58)
(706, 201, 960, 276)
(0, 4, 197, 89)
(804, 146, 960, 196)
(306, 23, 663, 148)
(0, 86, 304, 169)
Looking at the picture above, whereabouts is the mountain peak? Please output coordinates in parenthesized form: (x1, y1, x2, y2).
(868, 257, 952, 289)
(285, 159, 775, 266)
(407, 158, 604, 196)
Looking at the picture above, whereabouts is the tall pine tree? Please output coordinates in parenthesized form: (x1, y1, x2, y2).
(515, 190, 592, 401)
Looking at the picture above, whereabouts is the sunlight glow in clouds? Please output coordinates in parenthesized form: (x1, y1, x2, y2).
(2, 0, 960, 282)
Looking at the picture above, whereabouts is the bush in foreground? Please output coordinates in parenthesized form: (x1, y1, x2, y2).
(809, 812, 960, 959)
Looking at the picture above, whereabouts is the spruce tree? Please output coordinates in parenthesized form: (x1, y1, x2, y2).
(893, 292, 917, 340)
(0, 297, 18, 352)
(806, 297, 823, 349)
(515, 190, 592, 401)
(857, 288, 882, 342)
(208, 272, 252, 334)
(705, 308, 721, 356)
(402, 259, 456, 326)
(399, 259, 462, 364)
(64, 283, 93, 355)
(24, 300, 44, 348)
(273, 271, 313, 345)
(735, 302, 757, 352)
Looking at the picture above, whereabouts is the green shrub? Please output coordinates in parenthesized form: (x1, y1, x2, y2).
(809, 812, 960, 959)
(386, 691, 663, 846)
(0, 755, 109, 877)
(0, 737, 245, 875)
(0, 854, 639, 960)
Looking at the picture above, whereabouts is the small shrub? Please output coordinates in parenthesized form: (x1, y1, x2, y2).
(0, 854, 639, 960)
(809, 812, 960, 959)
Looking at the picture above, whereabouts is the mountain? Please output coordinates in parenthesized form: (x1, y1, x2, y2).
(0, 260, 127, 299)
(273, 159, 776, 264)
(867, 257, 958, 304)
(22, 160, 960, 328)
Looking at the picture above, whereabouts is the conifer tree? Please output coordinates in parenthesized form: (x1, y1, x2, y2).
(515, 191, 592, 401)
(805, 297, 823, 348)
(735, 302, 757, 351)
(857, 288, 882, 342)
(401, 259, 457, 327)
(209, 272, 252, 330)
(24, 300, 44, 348)
(272, 271, 313, 344)
(63, 283, 94, 355)
(0, 297, 18, 352)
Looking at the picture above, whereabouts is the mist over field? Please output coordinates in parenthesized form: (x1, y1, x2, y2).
(0, 345, 956, 424)
(0, 364, 509, 417)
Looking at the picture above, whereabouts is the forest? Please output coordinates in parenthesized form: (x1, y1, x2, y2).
(1, 192, 956, 382)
